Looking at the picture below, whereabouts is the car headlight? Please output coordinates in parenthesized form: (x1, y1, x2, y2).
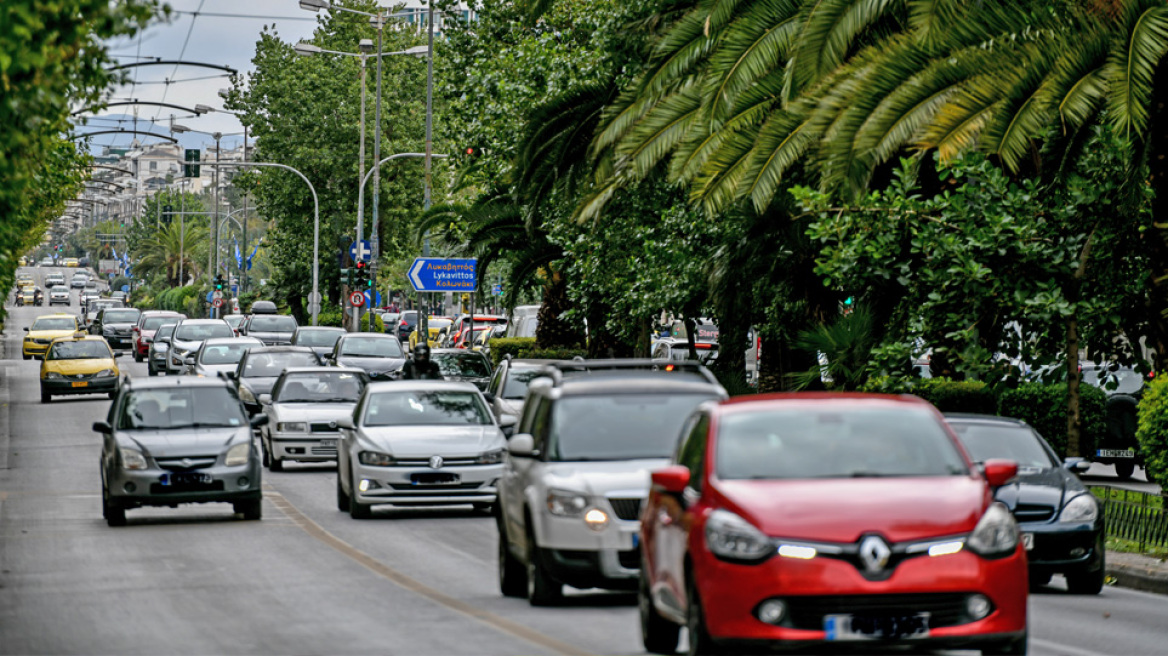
(238, 386, 256, 403)
(359, 451, 396, 466)
(705, 509, 774, 563)
(277, 422, 307, 433)
(966, 502, 1019, 558)
(546, 489, 588, 516)
(475, 449, 504, 465)
(1060, 494, 1099, 523)
(43, 371, 65, 380)
(95, 369, 115, 377)
(120, 448, 148, 470)
(225, 443, 251, 466)
(584, 508, 610, 531)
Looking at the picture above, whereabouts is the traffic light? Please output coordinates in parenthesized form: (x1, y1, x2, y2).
(184, 149, 201, 178)
(339, 268, 351, 285)
(214, 275, 225, 291)
(353, 261, 373, 289)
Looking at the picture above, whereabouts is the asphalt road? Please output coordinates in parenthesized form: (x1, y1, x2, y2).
(2, 267, 1167, 655)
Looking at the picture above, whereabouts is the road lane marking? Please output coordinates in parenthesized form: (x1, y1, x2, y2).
(265, 490, 590, 656)
(1030, 638, 1111, 656)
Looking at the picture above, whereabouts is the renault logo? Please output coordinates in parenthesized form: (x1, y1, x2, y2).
(429, 456, 444, 470)
(858, 535, 891, 573)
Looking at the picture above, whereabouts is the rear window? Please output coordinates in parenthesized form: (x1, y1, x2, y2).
(176, 322, 234, 341)
(143, 316, 180, 331)
(292, 329, 344, 348)
(104, 309, 141, 323)
(249, 315, 298, 332)
(715, 406, 968, 480)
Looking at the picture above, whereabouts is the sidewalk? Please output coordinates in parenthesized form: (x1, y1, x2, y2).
(1107, 550, 1168, 595)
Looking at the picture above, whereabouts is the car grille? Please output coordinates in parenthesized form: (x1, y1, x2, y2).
(393, 456, 481, 467)
(64, 373, 95, 380)
(1015, 503, 1056, 522)
(115, 328, 131, 335)
(387, 482, 486, 492)
(34, 338, 53, 345)
(156, 456, 218, 471)
(783, 593, 972, 631)
(608, 497, 643, 521)
(310, 446, 338, 457)
(309, 422, 340, 433)
(618, 549, 640, 569)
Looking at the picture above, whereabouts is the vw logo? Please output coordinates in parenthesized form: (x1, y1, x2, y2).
(429, 455, 444, 470)
(180, 458, 193, 468)
(858, 535, 891, 574)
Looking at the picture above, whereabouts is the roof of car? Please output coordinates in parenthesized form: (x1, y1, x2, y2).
(279, 366, 366, 376)
(202, 337, 263, 346)
(177, 318, 229, 325)
(140, 310, 184, 316)
(431, 348, 488, 355)
(340, 331, 396, 339)
(365, 380, 481, 393)
(123, 375, 231, 390)
(550, 372, 726, 397)
(294, 326, 345, 332)
(246, 345, 319, 353)
(943, 413, 1029, 426)
(718, 392, 934, 412)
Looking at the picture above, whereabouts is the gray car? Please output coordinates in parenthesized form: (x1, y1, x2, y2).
(166, 319, 235, 374)
(258, 367, 368, 471)
(431, 349, 493, 391)
(290, 326, 346, 359)
(243, 314, 298, 345)
(184, 337, 263, 377)
(91, 307, 143, 351)
(148, 323, 177, 376)
(325, 332, 407, 381)
(234, 346, 323, 415)
(336, 380, 507, 519)
(94, 376, 267, 526)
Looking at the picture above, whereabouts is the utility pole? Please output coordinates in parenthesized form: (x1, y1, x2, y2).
(211, 132, 221, 318)
(370, 11, 385, 309)
(420, 0, 435, 342)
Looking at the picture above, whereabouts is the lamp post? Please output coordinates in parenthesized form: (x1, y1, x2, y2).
(200, 96, 251, 293)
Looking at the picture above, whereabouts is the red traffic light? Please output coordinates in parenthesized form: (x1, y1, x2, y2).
(354, 260, 365, 269)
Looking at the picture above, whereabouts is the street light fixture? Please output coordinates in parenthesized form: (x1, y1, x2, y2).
(298, 0, 330, 11)
(293, 41, 322, 57)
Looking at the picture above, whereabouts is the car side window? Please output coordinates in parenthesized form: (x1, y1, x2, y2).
(676, 413, 710, 492)
(488, 363, 506, 396)
(529, 399, 552, 454)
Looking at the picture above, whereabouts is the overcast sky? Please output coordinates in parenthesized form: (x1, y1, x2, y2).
(78, 1, 323, 152)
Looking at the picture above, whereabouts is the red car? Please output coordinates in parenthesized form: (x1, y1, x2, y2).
(639, 393, 1028, 655)
(132, 311, 186, 362)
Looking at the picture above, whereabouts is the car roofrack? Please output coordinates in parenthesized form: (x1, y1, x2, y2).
(536, 358, 720, 386)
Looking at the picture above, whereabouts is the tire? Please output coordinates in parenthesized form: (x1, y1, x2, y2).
(269, 454, 284, 472)
(108, 392, 116, 400)
(497, 512, 527, 597)
(686, 578, 722, 656)
(1114, 461, 1136, 480)
(983, 629, 1027, 655)
(102, 484, 126, 527)
(1028, 572, 1052, 589)
(1066, 541, 1105, 595)
(234, 498, 262, 521)
(348, 473, 373, 519)
(134, 351, 143, 363)
(23, 353, 30, 361)
(640, 563, 681, 654)
(525, 524, 562, 606)
(261, 440, 271, 468)
(40, 390, 50, 404)
(148, 364, 157, 377)
(336, 473, 350, 512)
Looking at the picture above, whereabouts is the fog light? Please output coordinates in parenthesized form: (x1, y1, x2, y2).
(359, 479, 377, 492)
(583, 508, 609, 531)
(123, 482, 136, 493)
(965, 594, 992, 621)
(1069, 547, 1086, 558)
(237, 477, 250, 488)
(757, 599, 786, 625)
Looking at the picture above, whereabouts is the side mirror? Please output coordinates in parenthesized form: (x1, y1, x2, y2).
(183, 356, 196, 366)
(1063, 457, 1091, 474)
(336, 417, 355, 430)
(113, 352, 122, 358)
(651, 465, 692, 494)
(257, 394, 272, 405)
(224, 371, 236, 380)
(983, 459, 1019, 488)
(483, 391, 496, 403)
(23, 327, 29, 332)
(508, 433, 537, 458)
(92, 421, 112, 433)
(249, 414, 270, 428)
(498, 414, 517, 438)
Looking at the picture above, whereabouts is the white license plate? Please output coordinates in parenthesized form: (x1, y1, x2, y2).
(1097, 449, 1135, 458)
(1022, 533, 1034, 551)
(825, 613, 929, 641)
(319, 439, 337, 447)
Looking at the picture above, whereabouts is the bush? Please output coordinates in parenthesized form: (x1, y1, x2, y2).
(860, 377, 997, 414)
(489, 338, 537, 366)
(998, 383, 1107, 458)
(360, 312, 384, 333)
(521, 347, 588, 361)
(1136, 376, 1168, 490)
(317, 305, 343, 328)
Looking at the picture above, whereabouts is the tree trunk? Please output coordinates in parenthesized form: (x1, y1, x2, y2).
(1065, 314, 1082, 458)
(1145, 55, 1168, 370)
(536, 269, 583, 348)
(288, 293, 306, 326)
(634, 317, 651, 358)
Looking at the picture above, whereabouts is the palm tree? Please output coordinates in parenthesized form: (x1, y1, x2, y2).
(134, 221, 205, 287)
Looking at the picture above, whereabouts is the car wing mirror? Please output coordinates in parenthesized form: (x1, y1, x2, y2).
(257, 394, 272, 405)
(507, 433, 537, 457)
(498, 413, 517, 437)
(92, 421, 112, 433)
(336, 417, 355, 430)
(183, 356, 196, 366)
(1063, 457, 1091, 474)
(651, 465, 691, 495)
(250, 414, 270, 428)
(113, 352, 122, 358)
(483, 391, 496, 403)
(983, 459, 1019, 487)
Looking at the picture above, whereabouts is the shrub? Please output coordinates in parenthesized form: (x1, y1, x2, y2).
(317, 305, 343, 328)
(998, 383, 1107, 458)
(521, 347, 588, 361)
(360, 312, 384, 333)
(859, 377, 997, 414)
(489, 337, 537, 366)
(1136, 376, 1168, 490)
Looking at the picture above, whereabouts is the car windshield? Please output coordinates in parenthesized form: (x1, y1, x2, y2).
(47, 340, 110, 360)
(340, 336, 402, 358)
(715, 406, 969, 480)
(242, 351, 321, 377)
(32, 318, 75, 331)
(1082, 367, 1146, 395)
(293, 329, 343, 348)
(433, 353, 491, 377)
(143, 316, 179, 331)
(155, 325, 176, 340)
(364, 390, 492, 426)
(249, 315, 297, 331)
(224, 315, 245, 327)
(103, 310, 140, 323)
(275, 372, 365, 403)
(503, 367, 549, 399)
(118, 386, 246, 430)
(948, 422, 1058, 471)
(175, 322, 234, 341)
(199, 343, 259, 365)
(547, 394, 719, 461)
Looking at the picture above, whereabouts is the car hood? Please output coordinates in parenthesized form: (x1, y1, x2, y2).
(240, 377, 279, 396)
(717, 476, 987, 543)
(45, 357, 116, 375)
(337, 356, 405, 373)
(171, 338, 201, 352)
(541, 459, 669, 497)
(359, 424, 503, 458)
(993, 467, 1082, 519)
(271, 403, 357, 422)
(119, 426, 248, 458)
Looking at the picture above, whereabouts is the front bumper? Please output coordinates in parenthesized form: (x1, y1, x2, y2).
(42, 375, 118, 395)
(271, 431, 340, 462)
(693, 544, 1028, 646)
(103, 332, 134, 349)
(23, 340, 51, 358)
(534, 510, 643, 588)
(352, 462, 503, 506)
(1020, 521, 1103, 574)
(106, 459, 262, 507)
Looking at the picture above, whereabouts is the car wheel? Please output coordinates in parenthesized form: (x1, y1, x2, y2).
(234, 498, 262, 521)
(1028, 572, 1052, 588)
(982, 628, 1027, 655)
(269, 454, 284, 472)
(102, 484, 126, 527)
(148, 364, 157, 377)
(23, 353, 30, 361)
(1066, 542, 1105, 595)
(686, 578, 723, 656)
(261, 440, 271, 468)
(134, 351, 143, 363)
(497, 511, 527, 597)
(525, 523, 562, 606)
(1114, 461, 1136, 480)
(348, 473, 373, 519)
(336, 473, 350, 512)
(40, 390, 50, 404)
(108, 392, 117, 400)
(640, 562, 681, 654)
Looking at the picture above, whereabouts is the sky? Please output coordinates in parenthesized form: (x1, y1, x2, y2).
(77, 0, 324, 153)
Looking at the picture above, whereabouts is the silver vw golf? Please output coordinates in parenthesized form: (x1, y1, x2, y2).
(336, 380, 506, 519)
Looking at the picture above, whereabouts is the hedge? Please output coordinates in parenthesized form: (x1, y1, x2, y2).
(860, 377, 997, 414)
(998, 383, 1106, 458)
(487, 338, 587, 366)
(1136, 376, 1168, 490)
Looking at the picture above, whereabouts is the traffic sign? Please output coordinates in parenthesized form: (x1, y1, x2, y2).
(205, 291, 214, 303)
(408, 258, 477, 292)
(212, 290, 223, 300)
(349, 240, 372, 262)
(492, 284, 503, 297)
(212, 298, 223, 309)
(307, 302, 321, 315)
(121, 285, 130, 293)
(349, 291, 366, 307)
(308, 291, 322, 304)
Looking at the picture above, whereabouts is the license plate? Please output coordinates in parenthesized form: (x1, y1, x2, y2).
(71, 381, 88, 388)
(160, 472, 213, 486)
(411, 472, 460, 485)
(1022, 533, 1034, 551)
(319, 438, 337, 447)
(825, 614, 929, 641)
(1097, 449, 1135, 458)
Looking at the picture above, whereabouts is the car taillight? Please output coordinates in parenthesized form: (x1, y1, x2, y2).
(400, 320, 408, 326)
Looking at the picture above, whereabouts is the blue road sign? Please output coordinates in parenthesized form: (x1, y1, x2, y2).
(349, 240, 372, 262)
(408, 258, 477, 292)
(205, 291, 214, 303)
(492, 284, 503, 297)
(363, 290, 382, 307)
(121, 285, 130, 293)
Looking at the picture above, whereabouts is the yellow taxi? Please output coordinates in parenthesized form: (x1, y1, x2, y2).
(409, 317, 453, 349)
(16, 272, 34, 286)
(19, 285, 43, 307)
(63, 257, 80, 267)
(40, 333, 120, 403)
(23, 313, 80, 360)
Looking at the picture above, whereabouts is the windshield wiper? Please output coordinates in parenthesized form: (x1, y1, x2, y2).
(845, 470, 894, 478)
(318, 397, 358, 403)
(169, 422, 238, 429)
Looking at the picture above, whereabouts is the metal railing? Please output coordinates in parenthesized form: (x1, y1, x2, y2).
(1090, 486, 1168, 551)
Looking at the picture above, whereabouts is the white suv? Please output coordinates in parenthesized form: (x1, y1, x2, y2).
(496, 360, 726, 605)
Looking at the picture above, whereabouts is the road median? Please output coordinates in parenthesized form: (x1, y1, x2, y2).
(1107, 550, 1168, 595)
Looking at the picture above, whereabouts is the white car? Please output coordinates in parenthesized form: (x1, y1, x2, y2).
(166, 319, 235, 374)
(258, 367, 368, 471)
(336, 380, 507, 519)
(183, 337, 263, 376)
(47, 285, 71, 306)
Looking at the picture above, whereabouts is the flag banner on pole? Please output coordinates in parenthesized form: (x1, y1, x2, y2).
(234, 238, 242, 270)
(247, 244, 259, 271)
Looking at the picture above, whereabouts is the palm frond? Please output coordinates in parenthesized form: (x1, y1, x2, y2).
(704, 0, 802, 123)
(1105, 0, 1168, 137)
(615, 86, 704, 176)
(790, 0, 899, 96)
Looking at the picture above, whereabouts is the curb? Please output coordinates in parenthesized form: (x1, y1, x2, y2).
(1107, 552, 1168, 595)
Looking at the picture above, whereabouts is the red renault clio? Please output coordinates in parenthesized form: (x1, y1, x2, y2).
(639, 393, 1028, 655)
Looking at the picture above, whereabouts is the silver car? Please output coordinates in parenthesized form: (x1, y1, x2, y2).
(258, 367, 368, 471)
(184, 337, 263, 376)
(148, 323, 177, 376)
(94, 376, 267, 526)
(47, 285, 71, 306)
(336, 380, 507, 519)
(167, 319, 235, 374)
(243, 314, 299, 345)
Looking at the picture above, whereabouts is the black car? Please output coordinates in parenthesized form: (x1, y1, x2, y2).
(324, 332, 406, 380)
(290, 326, 346, 359)
(430, 348, 492, 391)
(946, 414, 1105, 594)
(233, 346, 322, 415)
(91, 307, 143, 350)
(1082, 363, 1149, 480)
